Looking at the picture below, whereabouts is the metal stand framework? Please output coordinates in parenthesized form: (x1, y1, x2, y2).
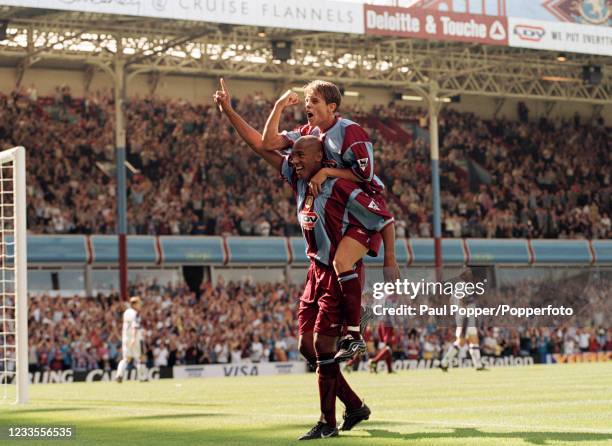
(0, 12, 609, 104)
(410, 84, 444, 279)
(83, 51, 129, 301)
(114, 57, 128, 302)
(95, 30, 210, 302)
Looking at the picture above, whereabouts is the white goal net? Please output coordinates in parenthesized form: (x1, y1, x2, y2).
(0, 146, 27, 404)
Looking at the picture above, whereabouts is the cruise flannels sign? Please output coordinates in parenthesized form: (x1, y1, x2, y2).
(364, 5, 509, 46)
(0, 0, 364, 34)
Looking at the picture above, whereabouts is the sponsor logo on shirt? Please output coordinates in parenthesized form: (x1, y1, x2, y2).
(304, 196, 313, 210)
(300, 210, 319, 230)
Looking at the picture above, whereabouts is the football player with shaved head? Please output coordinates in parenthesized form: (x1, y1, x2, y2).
(214, 82, 393, 439)
(214, 79, 394, 357)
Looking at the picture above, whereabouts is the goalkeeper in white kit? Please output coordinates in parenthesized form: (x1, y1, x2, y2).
(116, 296, 146, 382)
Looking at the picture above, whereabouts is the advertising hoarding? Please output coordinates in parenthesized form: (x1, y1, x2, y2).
(364, 4, 508, 46)
(508, 16, 612, 56)
(0, 0, 365, 34)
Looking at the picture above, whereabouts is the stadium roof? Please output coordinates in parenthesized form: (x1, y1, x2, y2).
(0, 5, 610, 104)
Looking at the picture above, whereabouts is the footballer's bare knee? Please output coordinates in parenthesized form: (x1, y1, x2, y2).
(333, 237, 366, 274)
(299, 333, 316, 362)
(332, 256, 352, 275)
(314, 333, 337, 355)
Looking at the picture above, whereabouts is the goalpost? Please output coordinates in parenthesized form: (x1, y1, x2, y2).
(0, 146, 27, 404)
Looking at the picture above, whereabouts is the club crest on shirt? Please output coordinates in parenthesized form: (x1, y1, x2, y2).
(300, 210, 319, 230)
(358, 158, 369, 171)
(304, 195, 313, 210)
(368, 200, 380, 211)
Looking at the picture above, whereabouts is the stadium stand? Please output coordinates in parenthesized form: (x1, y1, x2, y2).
(20, 278, 611, 372)
(1, 87, 609, 239)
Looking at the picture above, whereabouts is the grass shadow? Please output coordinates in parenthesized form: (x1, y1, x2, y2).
(113, 413, 225, 422)
(4, 407, 87, 414)
(53, 399, 222, 408)
(365, 427, 612, 445)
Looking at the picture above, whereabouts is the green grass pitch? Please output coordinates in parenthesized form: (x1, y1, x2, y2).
(1, 362, 611, 445)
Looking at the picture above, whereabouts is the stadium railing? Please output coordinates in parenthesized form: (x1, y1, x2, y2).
(25, 235, 612, 266)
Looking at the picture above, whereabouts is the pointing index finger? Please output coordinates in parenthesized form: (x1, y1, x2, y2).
(220, 78, 228, 93)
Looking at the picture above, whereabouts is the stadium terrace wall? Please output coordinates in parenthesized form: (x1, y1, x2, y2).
(23, 235, 612, 266)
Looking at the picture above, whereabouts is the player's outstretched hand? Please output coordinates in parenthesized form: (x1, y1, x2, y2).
(213, 77, 231, 112)
(308, 169, 328, 197)
(383, 262, 400, 284)
(276, 89, 300, 109)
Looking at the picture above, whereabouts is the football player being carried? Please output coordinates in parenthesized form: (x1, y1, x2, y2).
(215, 83, 392, 439)
(260, 80, 399, 361)
(214, 78, 397, 361)
(116, 296, 146, 382)
(440, 266, 486, 371)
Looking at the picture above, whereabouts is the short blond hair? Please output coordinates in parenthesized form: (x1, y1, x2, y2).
(129, 296, 142, 305)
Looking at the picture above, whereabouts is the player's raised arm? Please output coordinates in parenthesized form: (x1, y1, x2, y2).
(213, 78, 264, 152)
(255, 146, 283, 171)
(213, 79, 283, 171)
(261, 90, 300, 151)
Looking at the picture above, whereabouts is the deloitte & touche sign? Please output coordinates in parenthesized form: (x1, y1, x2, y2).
(364, 5, 508, 46)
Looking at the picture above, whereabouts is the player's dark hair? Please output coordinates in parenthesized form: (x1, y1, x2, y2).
(304, 80, 341, 112)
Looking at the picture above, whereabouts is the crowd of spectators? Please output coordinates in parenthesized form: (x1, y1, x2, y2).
(393, 325, 611, 366)
(25, 279, 299, 373)
(380, 274, 611, 365)
(19, 277, 611, 373)
(1, 86, 301, 237)
(0, 85, 609, 239)
(370, 102, 610, 239)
